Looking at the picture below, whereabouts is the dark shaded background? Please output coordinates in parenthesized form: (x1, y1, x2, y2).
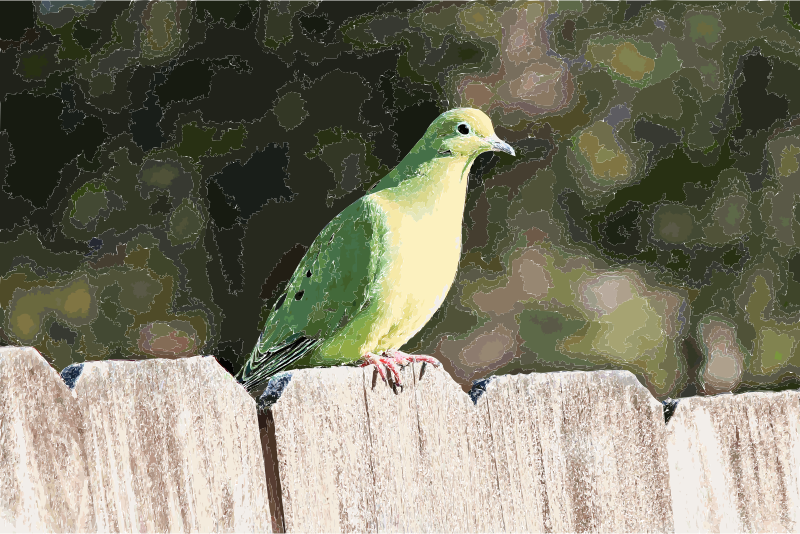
(1, 1, 800, 400)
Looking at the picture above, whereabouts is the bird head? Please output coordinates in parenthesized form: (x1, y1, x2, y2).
(423, 108, 515, 159)
(367, 107, 515, 194)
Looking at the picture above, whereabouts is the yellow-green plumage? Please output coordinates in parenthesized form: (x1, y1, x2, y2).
(237, 108, 514, 395)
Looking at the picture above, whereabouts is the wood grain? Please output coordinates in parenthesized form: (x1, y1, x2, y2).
(270, 366, 374, 533)
(4, 346, 800, 533)
(72, 356, 269, 533)
(269, 365, 674, 533)
(667, 390, 800, 533)
(0, 346, 94, 532)
(470, 371, 673, 533)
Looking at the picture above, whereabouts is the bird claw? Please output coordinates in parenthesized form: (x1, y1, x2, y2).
(359, 350, 441, 387)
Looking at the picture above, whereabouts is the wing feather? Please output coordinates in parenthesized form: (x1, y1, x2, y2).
(237, 197, 384, 393)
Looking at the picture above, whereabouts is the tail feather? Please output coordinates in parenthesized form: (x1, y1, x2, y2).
(238, 335, 319, 394)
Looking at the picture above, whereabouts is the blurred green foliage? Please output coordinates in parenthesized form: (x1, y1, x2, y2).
(0, 0, 800, 398)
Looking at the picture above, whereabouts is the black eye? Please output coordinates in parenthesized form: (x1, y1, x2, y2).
(457, 123, 470, 135)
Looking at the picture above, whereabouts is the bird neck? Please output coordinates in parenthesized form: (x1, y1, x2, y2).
(380, 152, 475, 220)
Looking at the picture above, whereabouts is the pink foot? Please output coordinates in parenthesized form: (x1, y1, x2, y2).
(359, 352, 395, 384)
(385, 350, 441, 368)
(359, 351, 441, 387)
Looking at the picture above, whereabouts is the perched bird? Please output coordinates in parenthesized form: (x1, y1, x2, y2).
(237, 108, 515, 396)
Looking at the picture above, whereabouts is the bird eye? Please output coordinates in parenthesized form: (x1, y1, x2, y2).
(457, 122, 470, 135)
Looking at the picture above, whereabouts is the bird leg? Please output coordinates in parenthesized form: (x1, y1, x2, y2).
(360, 350, 441, 387)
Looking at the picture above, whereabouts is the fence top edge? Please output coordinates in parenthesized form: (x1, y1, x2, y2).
(3, 346, 796, 419)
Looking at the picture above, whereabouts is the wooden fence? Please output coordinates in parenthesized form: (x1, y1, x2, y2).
(1, 346, 798, 532)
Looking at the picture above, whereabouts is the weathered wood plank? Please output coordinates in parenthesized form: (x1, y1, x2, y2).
(0, 346, 95, 532)
(667, 390, 800, 533)
(71, 355, 269, 533)
(363, 364, 424, 532)
(470, 388, 506, 533)
(6, 345, 800, 533)
(272, 363, 490, 533)
(270, 366, 375, 533)
(460, 382, 496, 534)
(481, 374, 530, 532)
(269, 365, 674, 533)
(481, 371, 673, 533)
(409, 363, 474, 533)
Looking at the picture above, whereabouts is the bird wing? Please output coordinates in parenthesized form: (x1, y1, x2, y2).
(238, 197, 384, 392)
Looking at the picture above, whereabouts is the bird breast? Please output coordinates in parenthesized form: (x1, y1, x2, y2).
(372, 188, 464, 348)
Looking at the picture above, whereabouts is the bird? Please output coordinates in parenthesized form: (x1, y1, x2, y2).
(236, 108, 515, 397)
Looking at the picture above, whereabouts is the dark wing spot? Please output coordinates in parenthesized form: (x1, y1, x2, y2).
(337, 313, 349, 329)
(306, 269, 312, 277)
(294, 290, 304, 301)
(274, 293, 287, 310)
(328, 233, 335, 244)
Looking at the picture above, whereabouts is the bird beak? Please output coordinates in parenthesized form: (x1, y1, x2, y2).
(488, 136, 515, 156)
